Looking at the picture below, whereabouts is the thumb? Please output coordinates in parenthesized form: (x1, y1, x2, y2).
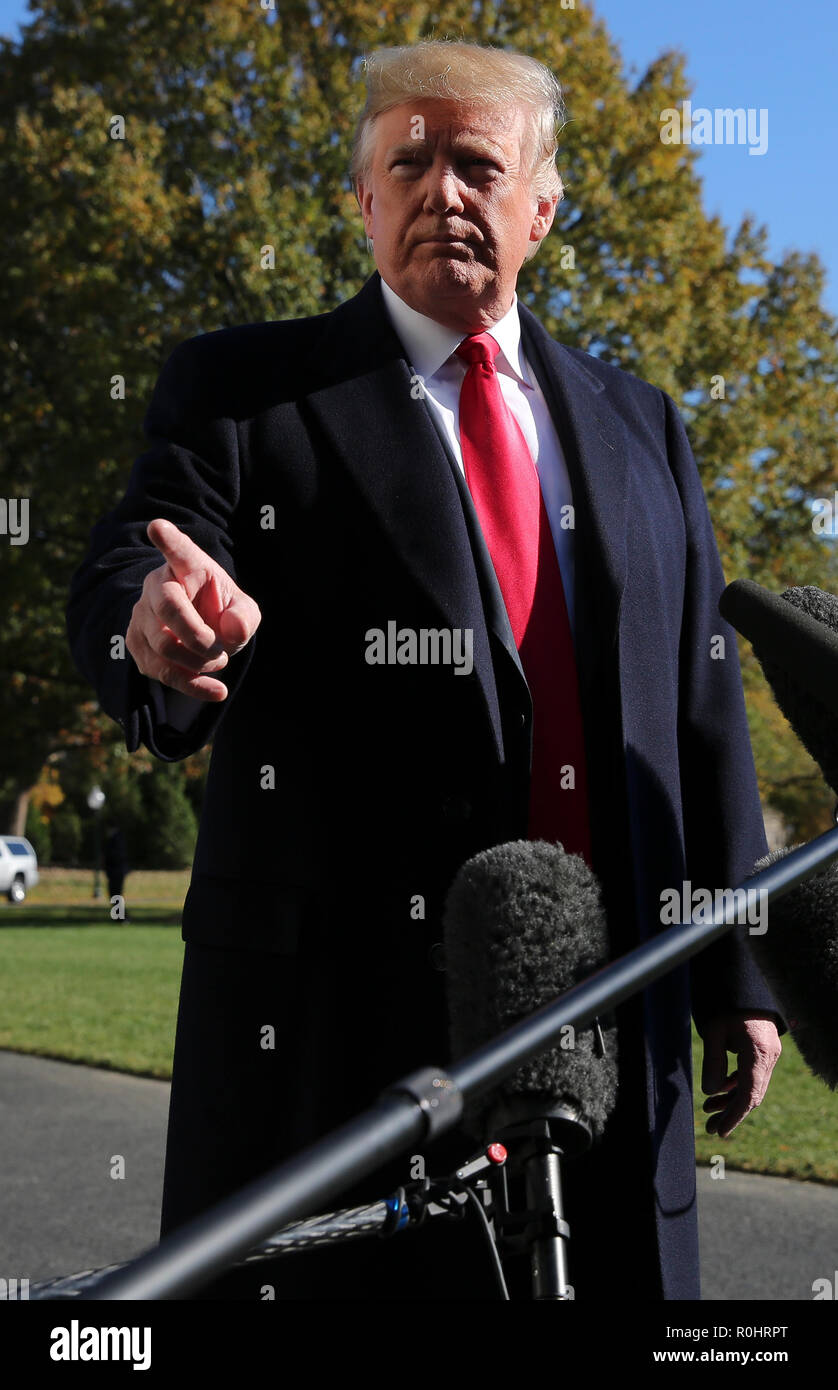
(192, 571, 260, 654)
(701, 1021, 730, 1094)
(214, 581, 261, 653)
(216, 603, 251, 652)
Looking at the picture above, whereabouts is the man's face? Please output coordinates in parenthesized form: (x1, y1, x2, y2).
(356, 98, 558, 332)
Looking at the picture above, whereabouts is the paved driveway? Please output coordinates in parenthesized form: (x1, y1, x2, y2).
(1, 1050, 835, 1299)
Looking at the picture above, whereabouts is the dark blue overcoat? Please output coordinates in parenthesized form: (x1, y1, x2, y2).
(67, 270, 781, 1300)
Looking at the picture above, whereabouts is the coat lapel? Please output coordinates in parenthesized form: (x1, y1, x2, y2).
(518, 303, 630, 697)
(301, 271, 634, 787)
(518, 304, 638, 928)
(301, 271, 507, 758)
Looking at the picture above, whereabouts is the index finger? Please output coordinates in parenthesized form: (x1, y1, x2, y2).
(147, 518, 213, 581)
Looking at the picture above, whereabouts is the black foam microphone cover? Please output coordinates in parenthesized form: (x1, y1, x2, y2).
(443, 839, 618, 1141)
(721, 581, 838, 793)
(748, 847, 838, 1088)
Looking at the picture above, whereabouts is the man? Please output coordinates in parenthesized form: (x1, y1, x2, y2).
(103, 823, 128, 906)
(66, 39, 782, 1300)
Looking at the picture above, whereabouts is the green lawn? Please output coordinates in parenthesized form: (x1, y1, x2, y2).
(10, 866, 191, 907)
(0, 925, 184, 1077)
(2, 871, 837, 1180)
(0, 869, 187, 1076)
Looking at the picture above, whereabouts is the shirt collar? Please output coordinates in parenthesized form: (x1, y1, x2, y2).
(379, 275, 532, 387)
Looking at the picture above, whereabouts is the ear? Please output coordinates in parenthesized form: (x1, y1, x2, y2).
(356, 177, 373, 236)
(530, 191, 559, 249)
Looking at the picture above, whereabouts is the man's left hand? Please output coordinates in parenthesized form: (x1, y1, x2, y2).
(700, 1013, 782, 1138)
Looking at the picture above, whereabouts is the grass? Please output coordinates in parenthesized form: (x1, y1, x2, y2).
(2, 870, 837, 1180)
(14, 866, 191, 908)
(0, 924, 183, 1076)
(0, 867, 187, 1076)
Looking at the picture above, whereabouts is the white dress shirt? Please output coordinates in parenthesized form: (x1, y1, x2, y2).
(379, 275, 576, 631)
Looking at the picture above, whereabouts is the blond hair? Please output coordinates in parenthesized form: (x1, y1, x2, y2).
(350, 39, 564, 261)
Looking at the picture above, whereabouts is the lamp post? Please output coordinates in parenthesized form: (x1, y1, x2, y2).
(87, 786, 106, 900)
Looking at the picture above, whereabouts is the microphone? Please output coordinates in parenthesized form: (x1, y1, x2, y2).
(720, 580, 838, 792)
(442, 839, 618, 1300)
(443, 838, 618, 1141)
(747, 848, 838, 1089)
(720, 580, 838, 1085)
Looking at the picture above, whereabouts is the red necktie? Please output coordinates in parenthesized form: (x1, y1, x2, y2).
(455, 333, 592, 865)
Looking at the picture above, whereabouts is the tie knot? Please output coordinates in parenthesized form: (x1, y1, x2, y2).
(455, 332, 500, 369)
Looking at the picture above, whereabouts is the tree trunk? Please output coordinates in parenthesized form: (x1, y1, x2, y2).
(11, 786, 32, 836)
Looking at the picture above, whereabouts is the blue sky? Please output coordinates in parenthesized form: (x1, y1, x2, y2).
(2, 0, 835, 311)
(591, 0, 837, 311)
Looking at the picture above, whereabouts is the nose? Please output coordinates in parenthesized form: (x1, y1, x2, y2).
(423, 162, 465, 216)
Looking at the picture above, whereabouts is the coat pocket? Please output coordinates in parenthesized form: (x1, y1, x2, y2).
(181, 873, 314, 955)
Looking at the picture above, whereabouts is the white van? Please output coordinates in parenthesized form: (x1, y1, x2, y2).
(0, 837, 39, 903)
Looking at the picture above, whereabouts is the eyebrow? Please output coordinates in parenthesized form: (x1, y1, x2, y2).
(385, 137, 505, 162)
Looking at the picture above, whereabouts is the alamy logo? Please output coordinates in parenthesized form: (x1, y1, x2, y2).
(0, 1277, 28, 1299)
(365, 622, 474, 676)
(0, 498, 29, 545)
(49, 1321, 151, 1371)
(660, 101, 768, 156)
(660, 881, 768, 935)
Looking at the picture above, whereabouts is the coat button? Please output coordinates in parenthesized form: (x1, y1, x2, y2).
(428, 943, 446, 971)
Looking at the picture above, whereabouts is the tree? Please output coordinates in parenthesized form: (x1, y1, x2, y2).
(140, 762, 198, 870)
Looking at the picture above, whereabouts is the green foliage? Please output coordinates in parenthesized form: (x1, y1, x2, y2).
(138, 764, 198, 870)
(0, 0, 835, 838)
(48, 802, 83, 865)
(24, 797, 51, 864)
(44, 740, 200, 866)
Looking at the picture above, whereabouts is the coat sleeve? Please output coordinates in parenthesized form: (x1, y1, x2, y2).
(65, 335, 255, 762)
(661, 389, 787, 1037)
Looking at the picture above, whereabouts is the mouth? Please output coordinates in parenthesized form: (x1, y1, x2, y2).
(421, 234, 475, 244)
(421, 237, 475, 252)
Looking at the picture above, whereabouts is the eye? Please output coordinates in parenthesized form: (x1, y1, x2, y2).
(391, 157, 496, 169)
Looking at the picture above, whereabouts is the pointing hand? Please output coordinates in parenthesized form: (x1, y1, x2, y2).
(125, 518, 261, 701)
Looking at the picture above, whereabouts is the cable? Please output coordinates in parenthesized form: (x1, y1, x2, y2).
(463, 1185, 510, 1301)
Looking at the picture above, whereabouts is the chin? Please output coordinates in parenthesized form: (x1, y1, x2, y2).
(418, 258, 485, 291)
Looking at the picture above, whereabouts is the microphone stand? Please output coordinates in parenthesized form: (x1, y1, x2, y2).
(523, 1123, 571, 1301)
(82, 822, 838, 1301)
(497, 1119, 574, 1299)
(23, 1144, 513, 1300)
(491, 1105, 591, 1300)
